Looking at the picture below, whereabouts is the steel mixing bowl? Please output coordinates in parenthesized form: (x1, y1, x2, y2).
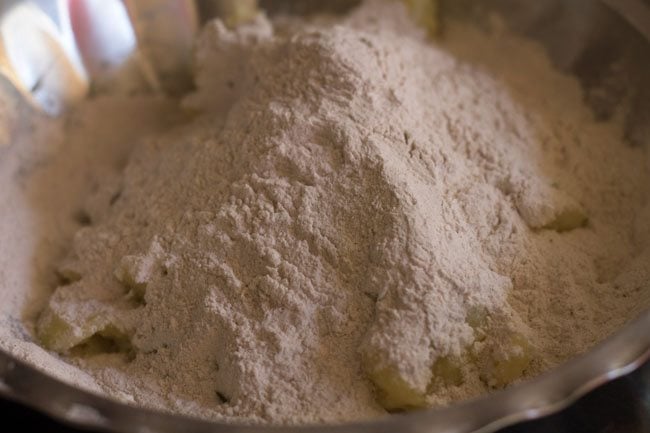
(0, 1, 649, 432)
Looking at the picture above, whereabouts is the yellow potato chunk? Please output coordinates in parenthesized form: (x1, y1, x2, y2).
(69, 326, 134, 359)
(402, 0, 439, 37)
(466, 306, 488, 329)
(476, 332, 532, 388)
(36, 305, 106, 353)
(366, 305, 533, 409)
(543, 207, 588, 232)
(466, 305, 489, 342)
(37, 302, 134, 358)
(430, 356, 463, 387)
(366, 355, 464, 411)
(114, 255, 151, 301)
(367, 366, 427, 411)
(216, 0, 259, 28)
(36, 308, 77, 352)
(515, 181, 588, 232)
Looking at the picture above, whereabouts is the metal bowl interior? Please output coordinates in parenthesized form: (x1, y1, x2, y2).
(0, 1, 649, 432)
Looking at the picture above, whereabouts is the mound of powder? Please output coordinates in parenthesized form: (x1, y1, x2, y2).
(34, 0, 650, 424)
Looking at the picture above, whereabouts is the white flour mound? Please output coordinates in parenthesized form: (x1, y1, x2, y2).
(1, 0, 649, 425)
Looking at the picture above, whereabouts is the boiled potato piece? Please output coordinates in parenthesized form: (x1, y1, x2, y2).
(515, 181, 588, 232)
(430, 356, 463, 387)
(466, 305, 488, 329)
(368, 356, 465, 410)
(114, 255, 148, 300)
(216, 0, 259, 28)
(36, 307, 79, 352)
(69, 326, 134, 358)
(402, 0, 439, 37)
(36, 303, 107, 353)
(543, 207, 588, 232)
(37, 300, 134, 358)
(366, 351, 466, 410)
(476, 332, 532, 388)
(468, 311, 533, 388)
(367, 365, 427, 411)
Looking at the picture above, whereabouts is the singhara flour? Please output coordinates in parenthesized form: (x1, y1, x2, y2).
(12, 0, 650, 425)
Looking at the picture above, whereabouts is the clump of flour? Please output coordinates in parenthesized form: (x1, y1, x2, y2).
(28, 0, 650, 425)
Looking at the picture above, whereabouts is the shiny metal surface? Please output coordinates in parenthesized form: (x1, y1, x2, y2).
(0, 0, 87, 115)
(0, 0, 649, 432)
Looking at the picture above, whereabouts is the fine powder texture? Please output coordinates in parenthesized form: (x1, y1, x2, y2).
(34, 0, 650, 424)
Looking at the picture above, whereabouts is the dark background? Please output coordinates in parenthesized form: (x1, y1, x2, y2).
(1, 360, 649, 433)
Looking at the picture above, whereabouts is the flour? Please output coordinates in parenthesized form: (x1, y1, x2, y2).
(6, 0, 650, 425)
